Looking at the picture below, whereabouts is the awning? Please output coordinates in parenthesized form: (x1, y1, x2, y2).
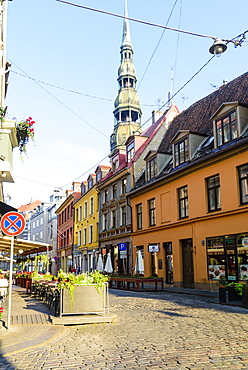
(0, 201, 17, 216)
(0, 235, 51, 254)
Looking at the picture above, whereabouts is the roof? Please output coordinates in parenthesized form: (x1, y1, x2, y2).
(18, 200, 41, 213)
(158, 72, 248, 154)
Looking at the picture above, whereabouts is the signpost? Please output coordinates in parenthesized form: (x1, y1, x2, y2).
(0, 211, 26, 329)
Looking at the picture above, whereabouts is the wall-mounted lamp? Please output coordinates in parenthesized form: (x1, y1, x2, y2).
(18, 249, 23, 254)
(209, 38, 227, 55)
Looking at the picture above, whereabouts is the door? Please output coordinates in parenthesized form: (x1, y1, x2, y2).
(182, 239, 194, 288)
(164, 242, 173, 284)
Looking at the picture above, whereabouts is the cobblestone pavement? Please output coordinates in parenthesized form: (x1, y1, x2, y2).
(0, 289, 248, 369)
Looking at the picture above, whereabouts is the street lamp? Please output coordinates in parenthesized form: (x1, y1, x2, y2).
(209, 38, 227, 55)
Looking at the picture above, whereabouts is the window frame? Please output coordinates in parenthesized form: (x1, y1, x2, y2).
(206, 174, 221, 212)
(178, 186, 188, 219)
(136, 203, 143, 230)
(146, 157, 157, 181)
(238, 163, 248, 205)
(215, 109, 237, 147)
(148, 198, 156, 227)
(174, 137, 189, 167)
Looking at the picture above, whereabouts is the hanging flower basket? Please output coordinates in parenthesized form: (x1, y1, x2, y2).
(17, 117, 35, 155)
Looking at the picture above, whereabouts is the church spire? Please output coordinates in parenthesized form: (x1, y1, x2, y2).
(110, 0, 142, 154)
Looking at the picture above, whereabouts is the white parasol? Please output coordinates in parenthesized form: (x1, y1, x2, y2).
(135, 249, 144, 274)
(96, 253, 104, 272)
(104, 252, 113, 273)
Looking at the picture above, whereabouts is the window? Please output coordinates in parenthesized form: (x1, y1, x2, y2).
(207, 174, 221, 212)
(33, 235, 35, 241)
(111, 209, 116, 228)
(40, 217, 43, 225)
(121, 206, 126, 226)
(96, 172, 101, 182)
(33, 221, 35, 229)
(36, 219, 39, 227)
(127, 143, 134, 162)
(89, 225, 93, 243)
(103, 213, 107, 231)
(90, 197, 94, 214)
(238, 163, 248, 205)
(174, 138, 189, 167)
(121, 178, 127, 194)
(113, 184, 117, 199)
(83, 228, 87, 245)
(78, 230, 82, 246)
(84, 202, 87, 218)
(40, 231, 43, 239)
(178, 186, 188, 219)
(147, 157, 157, 181)
(79, 206, 82, 221)
(137, 203, 142, 229)
(104, 189, 108, 203)
(215, 110, 237, 147)
(148, 199, 156, 226)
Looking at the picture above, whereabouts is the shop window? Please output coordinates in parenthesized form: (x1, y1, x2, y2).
(178, 186, 188, 219)
(206, 174, 221, 212)
(148, 199, 156, 226)
(215, 110, 237, 147)
(136, 203, 142, 229)
(237, 233, 248, 281)
(207, 236, 225, 281)
(174, 137, 189, 167)
(238, 163, 248, 205)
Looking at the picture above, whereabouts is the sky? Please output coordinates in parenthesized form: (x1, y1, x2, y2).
(3, 0, 248, 208)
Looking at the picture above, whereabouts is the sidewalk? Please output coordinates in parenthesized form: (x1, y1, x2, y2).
(0, 285, 65, 356)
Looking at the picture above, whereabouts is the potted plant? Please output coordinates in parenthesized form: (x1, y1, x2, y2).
(227, 282, 244, 301)
(57, 270, 109, 317)
(217, 276, 227, 303)
(241, 280, 248, 308)
(16, 116, 35, 156)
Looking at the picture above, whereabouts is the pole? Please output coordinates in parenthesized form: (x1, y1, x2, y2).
(7, 235, 14, 329)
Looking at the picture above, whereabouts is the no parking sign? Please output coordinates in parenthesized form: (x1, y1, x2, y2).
(0, 211, 26, 236)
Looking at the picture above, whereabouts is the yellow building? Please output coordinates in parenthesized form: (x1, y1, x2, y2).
(129, 72, 248, 291)
(74, 174, 99, 273)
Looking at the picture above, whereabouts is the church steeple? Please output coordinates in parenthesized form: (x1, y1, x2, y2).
(110, 0, 142, 153)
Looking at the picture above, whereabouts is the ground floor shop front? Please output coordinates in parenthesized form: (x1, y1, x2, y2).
(131, 210, 248, 290)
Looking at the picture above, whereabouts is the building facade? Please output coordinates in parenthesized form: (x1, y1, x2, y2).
(129, 73, 248, 290)
(56, 183, 81, 272)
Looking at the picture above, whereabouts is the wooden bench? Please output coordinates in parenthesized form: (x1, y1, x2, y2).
(109, 277, 164, 291)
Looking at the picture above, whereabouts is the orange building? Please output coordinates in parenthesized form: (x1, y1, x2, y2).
(129, 72, 248, 291)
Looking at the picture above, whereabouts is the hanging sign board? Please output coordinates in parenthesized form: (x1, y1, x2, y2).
(0, 211, 26, 236)
(148, 244, 159, 252)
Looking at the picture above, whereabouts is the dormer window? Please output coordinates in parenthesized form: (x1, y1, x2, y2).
(174, 137, 189, 167)
(215, 110, 237, 147)
(127, 142, 134, 162)
(147, 157, 157, 181)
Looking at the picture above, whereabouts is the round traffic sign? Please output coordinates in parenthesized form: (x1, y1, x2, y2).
(0, 211, 26, 236)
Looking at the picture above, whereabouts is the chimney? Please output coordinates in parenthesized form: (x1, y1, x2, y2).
(152, 110, 163, 124)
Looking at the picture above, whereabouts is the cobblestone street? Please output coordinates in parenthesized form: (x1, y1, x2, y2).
(0, 289, 248, 369)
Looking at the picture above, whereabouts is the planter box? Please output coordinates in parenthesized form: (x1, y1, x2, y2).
(242, 287, 248, 308)
(227, 286, 242, 301)
(219, 287, 226, 303)
(60, 283, 108, 317)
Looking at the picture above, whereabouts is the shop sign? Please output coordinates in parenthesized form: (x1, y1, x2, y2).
(242, 238, 248, 247)
(118, 243, 126, 251)
(119, 250, 127, 259)
(148, 244, 159, 252)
